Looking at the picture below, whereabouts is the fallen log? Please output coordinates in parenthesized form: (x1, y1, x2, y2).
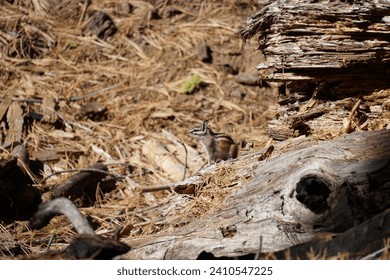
(238, 0, 390, 140)
(125, 129, 390, 259)
(270, 209, 390, 260)
(239, 0, 390, 84)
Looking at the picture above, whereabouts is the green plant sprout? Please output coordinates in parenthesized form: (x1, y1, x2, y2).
(180, 74, 203, 94)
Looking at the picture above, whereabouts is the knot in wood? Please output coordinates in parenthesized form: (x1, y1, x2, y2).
(296, 175, 331, 214)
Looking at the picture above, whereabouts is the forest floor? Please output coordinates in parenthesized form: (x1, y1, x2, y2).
(0, 0, 278, 259)
(1, 0, 389, 260)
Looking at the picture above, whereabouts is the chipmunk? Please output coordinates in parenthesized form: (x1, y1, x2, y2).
(188, 120, 238, 165)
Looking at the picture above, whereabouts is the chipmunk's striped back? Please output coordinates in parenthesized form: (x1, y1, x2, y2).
(189, 120, 238, 165)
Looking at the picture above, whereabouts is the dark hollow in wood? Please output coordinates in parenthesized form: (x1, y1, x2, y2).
(296, 175, 331, 215)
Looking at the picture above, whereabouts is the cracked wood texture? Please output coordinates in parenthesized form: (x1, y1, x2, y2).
(125, 129, 390, 259)
(238, 0, 390, 141)
(239, 0, 390, 83)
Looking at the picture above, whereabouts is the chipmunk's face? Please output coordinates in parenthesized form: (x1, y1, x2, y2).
(188, 120, 210, 138)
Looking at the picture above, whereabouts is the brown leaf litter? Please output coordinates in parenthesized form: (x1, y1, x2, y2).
(2, 0, 388, 260)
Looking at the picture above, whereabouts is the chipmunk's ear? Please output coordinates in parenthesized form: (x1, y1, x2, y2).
(202, 120, 209, 131)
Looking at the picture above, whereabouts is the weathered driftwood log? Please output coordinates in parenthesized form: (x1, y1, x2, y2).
(125, 129, 390, 259)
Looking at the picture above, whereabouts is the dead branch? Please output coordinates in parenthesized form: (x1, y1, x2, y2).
(29, 197, 131, 259)
(30, 197, 95, 235)
(46, 162, 118, 205)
